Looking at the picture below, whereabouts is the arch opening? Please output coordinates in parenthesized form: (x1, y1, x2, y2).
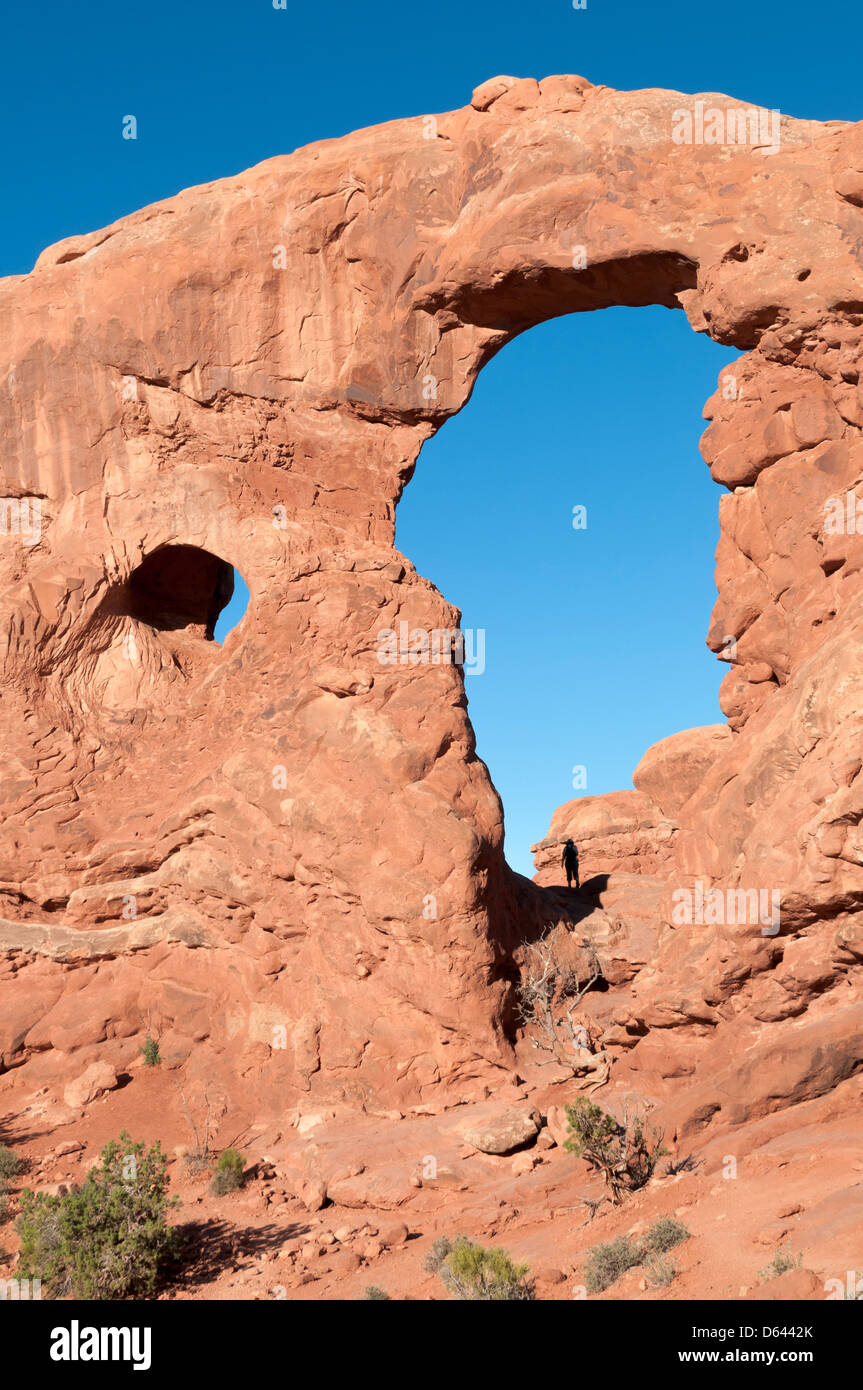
(122, 544, 237, 641)
(213, 570, 251, 644)
(397, 305, 739, 876)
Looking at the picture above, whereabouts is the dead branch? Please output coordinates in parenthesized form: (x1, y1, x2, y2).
(516, 924, 605, 1078)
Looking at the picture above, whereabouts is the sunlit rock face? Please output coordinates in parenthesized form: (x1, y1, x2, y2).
(2, 74, 863, 1116)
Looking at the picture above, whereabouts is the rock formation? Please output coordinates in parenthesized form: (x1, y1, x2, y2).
(532, 789, 677, 879)
(3, 72, 863, 1172)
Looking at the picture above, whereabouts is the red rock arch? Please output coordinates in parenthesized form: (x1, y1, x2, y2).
(2, 75, 862, 1112)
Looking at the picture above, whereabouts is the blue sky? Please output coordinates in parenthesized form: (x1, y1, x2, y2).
(4, 0, 859, 874)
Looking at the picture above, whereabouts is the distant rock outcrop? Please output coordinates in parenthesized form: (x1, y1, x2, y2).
(532, 790, 677, 879)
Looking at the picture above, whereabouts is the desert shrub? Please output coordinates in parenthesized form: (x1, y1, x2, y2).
(584, 1234, 644, 1294)
(209, 1148, 245, 1196)
(644, 1252, 676, 1288)
(141, 1037, 161, 1067)
(0, 1145, 21, 1182)
(644, 1216, 690, 1253)
(176, 1082, 223, 1174)
(516, 925, 603, 1070)
(565, 1097, 667, 1203)
(664, 1153, 701, 1176)
(17, 1131, 179, 1299)
(364, 1285, 391, 1300)
(184, 1149, 213, 1176)
(759, 1247, 802, 1283)
(424, 1236, 535, 1301)
(583, 1219, 690, 1293)
(423, 1236, 451, 1275)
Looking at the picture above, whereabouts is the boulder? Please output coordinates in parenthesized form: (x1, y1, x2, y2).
(461, 1105, 541, 1155)
(62, 1061, 118, 1110)
(633, 725, 733, 818)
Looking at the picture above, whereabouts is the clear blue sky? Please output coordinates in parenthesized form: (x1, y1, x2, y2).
(3, 0, 859, 874)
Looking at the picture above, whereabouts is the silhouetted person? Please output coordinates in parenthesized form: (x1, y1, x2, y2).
(561, 837, 580, 889)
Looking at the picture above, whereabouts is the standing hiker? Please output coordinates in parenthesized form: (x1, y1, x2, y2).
(561, 837, 580, 889)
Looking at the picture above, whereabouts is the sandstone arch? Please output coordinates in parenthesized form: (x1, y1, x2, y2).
(2, 75, 863, 1113)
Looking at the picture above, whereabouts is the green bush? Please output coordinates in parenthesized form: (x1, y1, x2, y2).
(141, 1037, 161, 1067)
(583, 1218, 690, 1293)
(424, 1236, 535, 1301)
(17, 1132, 179, 1299)
(644, 1216, 690, 1253)
(0, 1145, 22, 1181)
(584, 1235, 644, 1294)
(209, 1148, 245, 1196)
(364, 1285, 391, 1300)
(565, 1097, 667, 1203)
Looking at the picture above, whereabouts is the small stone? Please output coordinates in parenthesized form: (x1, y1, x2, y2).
(298, 1174, 328, 1212)
(62, 1061, 118, 1110)
(379, 1221, 407, 1248)
(511, 1152, 538, 1176)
